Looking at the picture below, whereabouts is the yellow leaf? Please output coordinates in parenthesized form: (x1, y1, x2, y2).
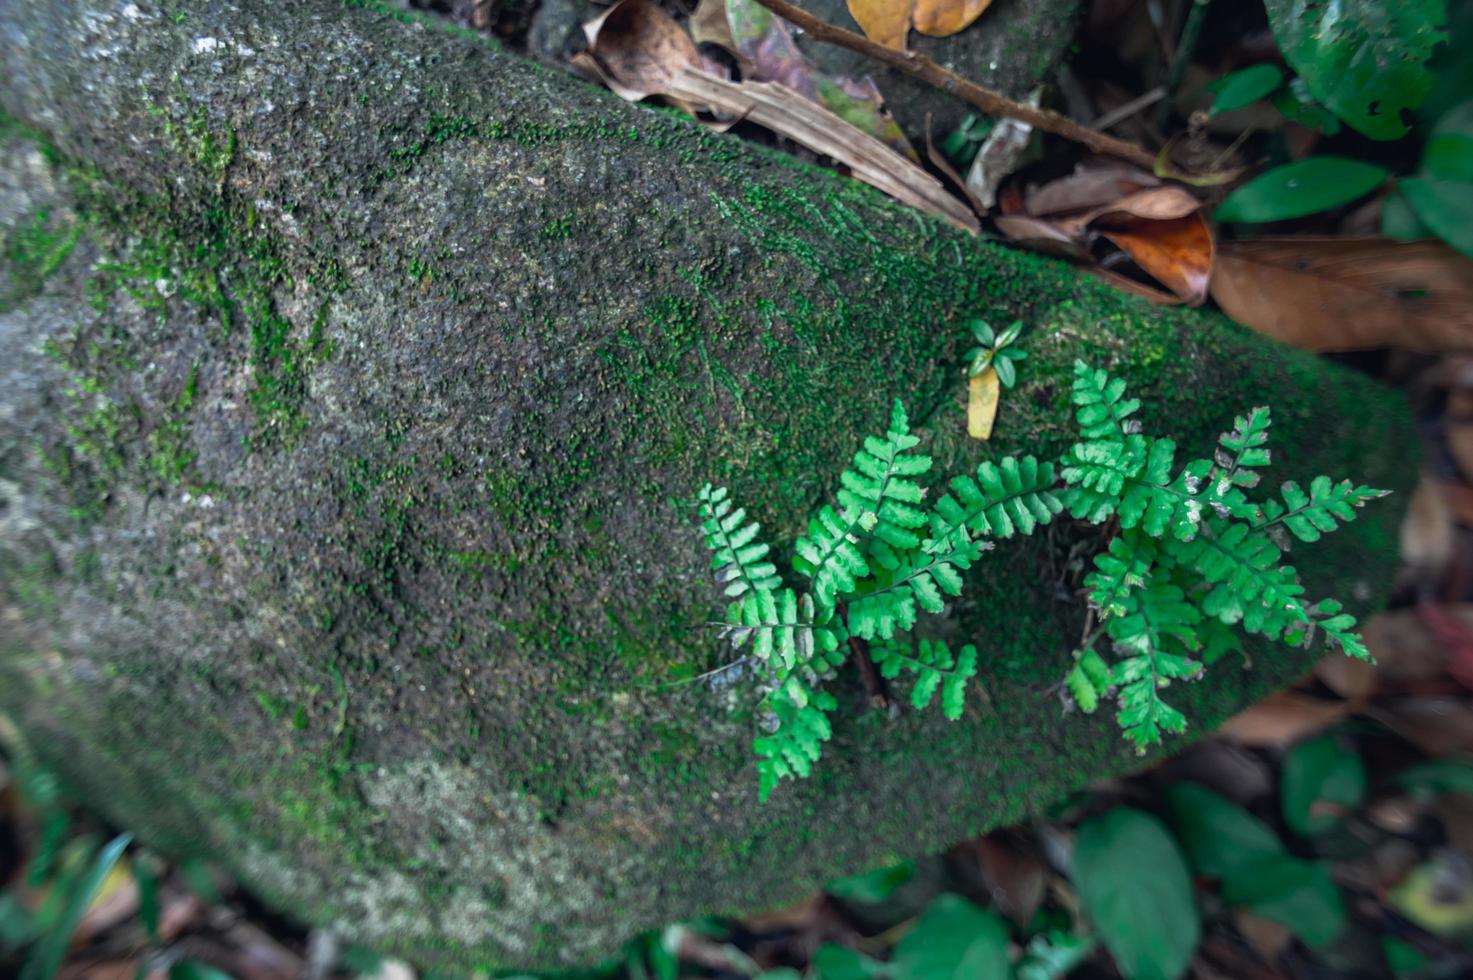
(846, 0, 913, 50)
(913, 0, 992, 37)
(967, 367, 999, 440)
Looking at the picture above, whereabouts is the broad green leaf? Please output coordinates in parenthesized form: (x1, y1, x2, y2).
(1272, 76, 1341, 134)
(1208, 64, 1285, 114)
(21, 833, 132, 980)
(891, 894, 1009, 980)
(1381, 187, 1434, 239)
(1215, 158, 1389, 223)
(1264, 0, 1448, 140)
(1282, 735, 1366, 836)
(1399, 177, 1473, 259)
(1424, 133, 1473, 182)
(825, 859, 916, 902)
(1221, 855, 1346, 948)
(168, 964, 237, 980)
(1072, 808, 1199, 980)
(811, 944, 887, 980)
(1397, 757, 1473, 797)
(1164, 783, 1283, 879)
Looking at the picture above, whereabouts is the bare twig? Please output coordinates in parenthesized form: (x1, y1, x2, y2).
(746, 0, 1159, 171)
(841, 618, 889, 709)
(1157, 0, 1211, 130)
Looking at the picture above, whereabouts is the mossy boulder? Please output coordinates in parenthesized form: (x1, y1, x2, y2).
(0, 0, 1411, 972)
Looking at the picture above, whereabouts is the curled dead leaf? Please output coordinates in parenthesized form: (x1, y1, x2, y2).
(1218, 690, 1352, 747)
(1209, 237, 1473, 353)
(576, 0, 728, 114)
(847, 0, 994, 49)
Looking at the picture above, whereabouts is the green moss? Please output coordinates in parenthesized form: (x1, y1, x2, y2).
(1, 207, 80, 311)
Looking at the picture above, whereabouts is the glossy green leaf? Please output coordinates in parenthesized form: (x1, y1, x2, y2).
(21, 833, 132, 980)
(1400, 177, 1473, 259)
(1221, 855, 1346, 948)
(1381, 188, 1433, 239)
(1216, 158, 1389, 223)
(891, 894, 1009, 980)
(1164, 783, 1284, 879)
(1014, 931, 1097, 980)
(811, 944, 887, 980)
(1272, 77, 1341, 134)
(1072, 808, 1199, 980)
(1264, 0, 1448, 139)
(825, 860, 916, 903)
(1281, 735, 1366, 836)
(1208, 64, 1285, 114)
(168, 964, 237, 980)
(1398, 757, 1473, 797)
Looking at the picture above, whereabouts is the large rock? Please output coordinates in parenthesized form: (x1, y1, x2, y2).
(0, 0, 1411, 971)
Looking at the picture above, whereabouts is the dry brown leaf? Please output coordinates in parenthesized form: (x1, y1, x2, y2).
(1364, 608, 1465, 683)
(1232, 910, 1293, 962)
(689, 0, 737, 49)
(575, 0, 723, 114)
(847, 0, 913, 49)
(967, 366, 999, 438)
(913, 0, 994, 39)
(1024, 163, 1160, 216)
(1209, 238, 1473, 353)
(997, 185, 1214, 305)
(1449, 386, 1473, 483)
(1438, 479, 1473, 526)
(1314, 652, 1377, 701)
(666, 65, 979, 231)
(966, 834, 1046, 926)
(1370, 697, 1473, 756)
(1400, 477, 1455, 585)
(1218, 690, 1352, 747)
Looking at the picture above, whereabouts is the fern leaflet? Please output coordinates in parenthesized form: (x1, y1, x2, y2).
(718, 588, 843, 670)
(697, 483, 782, 617)
(1257, 476, 1388, 544)
(845, 536, 983, 640)
(1070, 359, 1142, 442)
(836, 400, 933, 569)
(929, 455, 1063, 550)
(1064, 647, 1112, 714)
(871, 638, 979, 719)
(754, 685, 838, 802)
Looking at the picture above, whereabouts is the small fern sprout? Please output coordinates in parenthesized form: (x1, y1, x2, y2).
(965, 319, 1027, 388)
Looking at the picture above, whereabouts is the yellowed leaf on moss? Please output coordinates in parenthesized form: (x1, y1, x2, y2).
(913, 0, 993, 38)
(967, 367, 999, 439)
(847, 0, 913, 50)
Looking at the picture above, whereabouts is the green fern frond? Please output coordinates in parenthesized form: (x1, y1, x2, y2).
(836, 400, 933, 569)
(1214, 406, 1272, 489)
(697, 484, 782, 611)
(1085, 533, 1155, 618)
(1171, 523, 1309, 632)
(871, 638, 979, 720)
(1105, 583, 1203, 657)
(929, 455, 1063, 550)
(718, 588, 843, 670)
(1313, 599, 1372, 661)
(845, 537, 984, 640)
(793, 505, 871, 611)
(1111, 647, 1196, 750)
(754, 685, 838, 802)
(1070, 360, 1141, 442)
(1064, 647, 1112, 714)
(1257, 476, 1389, 544)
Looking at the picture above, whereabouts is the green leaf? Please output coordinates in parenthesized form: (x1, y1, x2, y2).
(846, 539, 982, 641)
(1069, 361, 1140, 442)
(1065, 647, 1112, 714)
(1281, 734, 1367, 835)
(1215, 158, 1390, 223)
(994, 354, 1016, 388)
(168, 964, 237, 980)
(754, 686, 839, 802)
(1164, 783, 1284, 879)
(811, 944, 887, 980)
(1264, 0, 1448, 140)
(1207, 64, 1285, 114)
(22, 833, 132, 980)
(1399, 176, 1473, 259)
(1272, 76, 1341, 134)
(1071, 808, 1199, 980)
(1381, 187, 1433, 239)
(1397, 757, 1473, 797)
(929, 454, 1062, 549)
(825, 860, 916, 902)
(1220, 855, 1346, 948)
(1258, 475, 1387, 544)
(1014, 931, 1098, 980)
(697, 483, 782, 614)
(872, 639, 978, 719)
(891, 894, 1009, 980)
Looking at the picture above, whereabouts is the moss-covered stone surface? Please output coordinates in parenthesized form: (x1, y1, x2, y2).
(0, 0, 1414, 971)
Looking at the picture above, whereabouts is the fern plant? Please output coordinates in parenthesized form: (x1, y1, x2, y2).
(1058, 361, 1386, 750)
(696, 402, 1063, 800)
(694, 361, 1388, 799)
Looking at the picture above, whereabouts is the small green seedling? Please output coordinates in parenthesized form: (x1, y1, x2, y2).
(965, 319, 1027, 388)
